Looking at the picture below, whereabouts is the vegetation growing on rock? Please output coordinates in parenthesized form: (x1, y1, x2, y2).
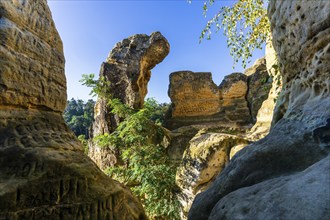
(81, 75, 179, 219)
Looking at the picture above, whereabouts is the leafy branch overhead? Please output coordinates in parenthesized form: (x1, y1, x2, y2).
(199, 0, 270, 68)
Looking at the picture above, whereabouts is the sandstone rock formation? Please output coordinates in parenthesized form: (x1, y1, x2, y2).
(93, 32, 170, 135)
(189, 0, 330, 219)
(244, 58, 272, 123)
(169, 71, 220, 118)
(165, 71, 223, 129)
(89, 32, 170, 169)
(219, 72, 251, 124)
(176, 128, 249, 218)
(0, 1, 146, 219)
(166, 62, 274, 219)
(165, 71, 257, 130)
(165, 64, 275, 130)
(248, 41, 282, 140)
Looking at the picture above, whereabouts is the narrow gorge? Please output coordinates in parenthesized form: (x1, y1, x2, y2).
(0, 0, 329, 220)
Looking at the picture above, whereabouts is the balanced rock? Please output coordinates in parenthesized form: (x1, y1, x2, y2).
(90, 32, 170, 169)
(189, 0, 330, 219)
(0, 1, 146, 219)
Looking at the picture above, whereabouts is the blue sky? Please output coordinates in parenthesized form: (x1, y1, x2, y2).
(48, 0, 264, 103)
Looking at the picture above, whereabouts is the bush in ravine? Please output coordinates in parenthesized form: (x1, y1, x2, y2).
(95, 98, 180, 219)
(81, 74, 180, 219)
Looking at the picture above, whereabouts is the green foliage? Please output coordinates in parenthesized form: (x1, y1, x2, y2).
(64, 98, 95, 138)
(80, 74, 111, 98)
(96, 98, 180, 219)
(199, 0, 270, 68)
(78, 134, 89, 154)
(80, 72, 178, 218)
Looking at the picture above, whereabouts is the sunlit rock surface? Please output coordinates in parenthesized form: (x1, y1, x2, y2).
(176, 128, 249, 219)
(93, 32, 170, 135)
(166, 63, 274, 219)
(189, 0, 330, 219)
(89, 32, 170, 169)
(248, 42, 282, 140)
(0, 1, 146, 219)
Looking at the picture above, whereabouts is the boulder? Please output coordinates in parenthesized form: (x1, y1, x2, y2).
(209, 154, 330, 220)
(188, 0, 330, 219)
(0, 1, 146, 219)
(176, 129, 249, 219)
(90, 32, 170, 169)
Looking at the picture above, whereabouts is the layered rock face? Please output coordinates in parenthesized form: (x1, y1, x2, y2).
(0, 1, 146, 219)
(219, 73, 251, 124)
(166, 65, 274, 130)
(169, 71, 220, 118)
(90, 32, 169, 169)
(189, 1, 330, 219)
(166, 71, 258, 129)
(167, 62, 274, 218)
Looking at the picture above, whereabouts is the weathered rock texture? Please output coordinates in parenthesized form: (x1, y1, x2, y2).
(189, 0, 330, 219)
(248, 41, 282, 140)
(166, 61, 275, 218)
(165, 64, 274, 130)
(219, 72, 251, 124)
(169, 71, 220, 118)
(0, 1, 146, 219)
(176, 128, 249, 219)
(89, 32, 170, 169)
(165, 71, 261, 130)
(244, 58, 272, 123)
(93, 32, 170, 135)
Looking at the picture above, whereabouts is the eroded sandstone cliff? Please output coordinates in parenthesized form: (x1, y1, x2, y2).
(188, 0, 330, 219)
(166, 60, 275, 218)
(165, 62, 273, 131)
(89, 32, 170, 169)
(0, 1, 146, 219)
